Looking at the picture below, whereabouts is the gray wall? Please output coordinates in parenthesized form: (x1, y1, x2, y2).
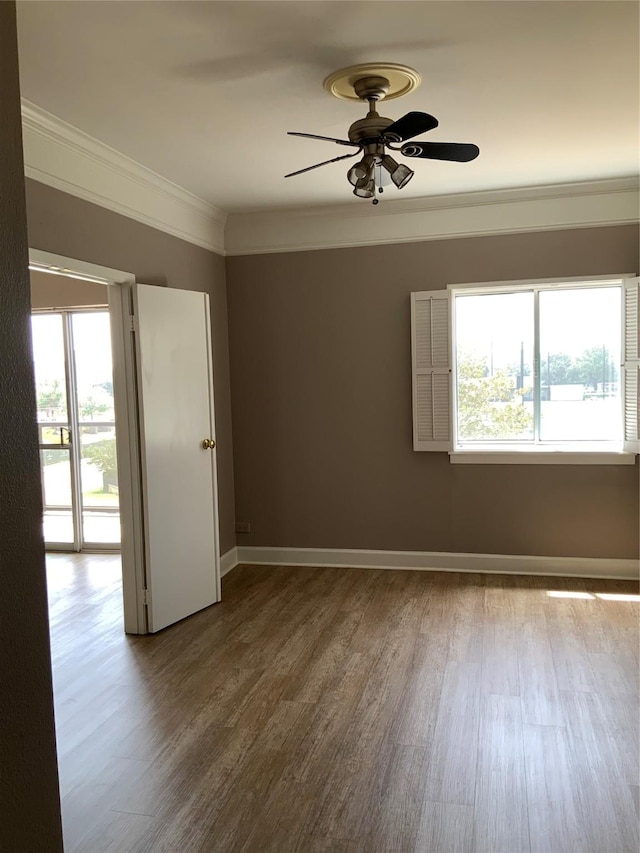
(0, 3, 63, 849)
(31, 268, 108, 308)
(227, 224, 639, 559)
(25, 180, 236, 555)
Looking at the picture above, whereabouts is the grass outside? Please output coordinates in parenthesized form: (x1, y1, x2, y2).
(83, 489, 119, 508)
(41, 426, 65, 444)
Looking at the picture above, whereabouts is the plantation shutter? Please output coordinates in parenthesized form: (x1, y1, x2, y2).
(411, 290, 451, 451)
(623, 277, 640, 453)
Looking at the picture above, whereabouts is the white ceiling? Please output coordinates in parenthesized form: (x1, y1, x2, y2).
(16, 1, 639, 214)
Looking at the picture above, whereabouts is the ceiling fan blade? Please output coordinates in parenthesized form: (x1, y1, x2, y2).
(285, 150, 360, 178)
(401, 141, 480, 162)
(382, 112, 439, 142)
(288, 131, 359, 147)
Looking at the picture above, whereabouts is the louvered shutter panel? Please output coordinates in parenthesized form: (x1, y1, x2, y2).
(623, 277, 640, 453)
(411, 290, 451, 451)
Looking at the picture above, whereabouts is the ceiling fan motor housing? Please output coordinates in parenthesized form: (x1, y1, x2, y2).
(352, 75, 391, 102)
(347, 76, 404, 149)
(347, 115, 395, 147)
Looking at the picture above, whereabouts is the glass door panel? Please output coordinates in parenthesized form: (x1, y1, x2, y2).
(79, 425, 120, 544)
(32, 309, 120, 550)
(32, 313, 68, 423)
(40, 447, 74, 544)
(32, 313, 78, 548)
(71, 312, 120, 547)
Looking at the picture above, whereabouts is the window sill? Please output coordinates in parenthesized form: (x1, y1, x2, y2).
(450, 447, 636, 465)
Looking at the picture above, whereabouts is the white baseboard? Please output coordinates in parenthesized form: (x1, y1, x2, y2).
(233, 545, 639, 581)
(220, 547, 239, 578)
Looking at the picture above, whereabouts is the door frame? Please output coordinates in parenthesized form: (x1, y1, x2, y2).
(29, 249, 146, 633)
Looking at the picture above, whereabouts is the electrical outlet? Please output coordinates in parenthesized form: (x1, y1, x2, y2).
(235, 521, 251, 534)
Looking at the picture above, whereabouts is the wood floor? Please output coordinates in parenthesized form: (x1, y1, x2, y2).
(47, 554, 639, 853)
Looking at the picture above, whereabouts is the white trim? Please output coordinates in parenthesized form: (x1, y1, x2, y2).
(236, 546, 639, 581)
(449, 451, 636, 465)
(21, 101, 226, 256)
(448, 273, 634, 293)
(220, 547, 239, 577)
(108, 283, 148, 635)
(225, 178, 639, 256)
(29, 249, 135, 285)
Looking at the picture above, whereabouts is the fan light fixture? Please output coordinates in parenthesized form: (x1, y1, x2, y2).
(285, 64, 479, 206)
(353, 177, 376, 199)
(382, 155, 413, 189)
(347, 154, 375, 187)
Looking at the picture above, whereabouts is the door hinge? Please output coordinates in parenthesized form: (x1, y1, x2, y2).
(142, 588, 149, 605)
(129, 314, 136, 333)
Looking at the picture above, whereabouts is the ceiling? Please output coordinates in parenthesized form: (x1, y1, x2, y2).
(16, 1, 639, 215)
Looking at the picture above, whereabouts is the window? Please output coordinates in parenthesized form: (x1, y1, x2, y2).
(411, 276, 639, 463)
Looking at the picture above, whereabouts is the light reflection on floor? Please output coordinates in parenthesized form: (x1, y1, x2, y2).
(547, 590, 640, 602)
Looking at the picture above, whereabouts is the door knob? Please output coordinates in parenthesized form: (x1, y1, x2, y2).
(201, 438, 216, 449)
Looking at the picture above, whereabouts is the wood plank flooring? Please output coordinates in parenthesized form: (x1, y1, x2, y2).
(47, 554, 639, 852)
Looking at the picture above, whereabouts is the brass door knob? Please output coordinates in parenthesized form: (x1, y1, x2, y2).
(201, 438, 216, 449)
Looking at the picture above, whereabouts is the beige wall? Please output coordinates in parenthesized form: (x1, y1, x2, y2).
(25, 179, 236, 555)
(30, 268, 108, 309)
(227, 224, 639, 559)
(0, 3, 63, 848)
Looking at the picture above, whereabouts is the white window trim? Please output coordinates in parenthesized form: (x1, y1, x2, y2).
(446, 272, 638, 465)
(450, 451, 636, 465)
(447, 273, 636, 293)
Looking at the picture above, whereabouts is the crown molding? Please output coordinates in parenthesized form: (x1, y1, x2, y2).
(20, 101, 638, 258)
(225, 177, 639, 256)
(21, 100, 227, 256)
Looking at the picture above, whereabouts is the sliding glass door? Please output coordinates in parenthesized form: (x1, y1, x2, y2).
(33, 313, 77, 546)
(72, 312, 120, 547)
(32, 310, 120, 550)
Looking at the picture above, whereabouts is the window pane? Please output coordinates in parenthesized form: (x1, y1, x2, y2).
(79, 425, 120, 545)
(72, 312, 120, 545)
(455, 291, 534, 442)
(539, 287, 622, 442)
(31, 314, 68, 423)
(40, 448, 74, 544)
(71, 312, 116, 421)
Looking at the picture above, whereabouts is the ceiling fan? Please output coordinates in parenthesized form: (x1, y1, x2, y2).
(286, 64, 479, 204)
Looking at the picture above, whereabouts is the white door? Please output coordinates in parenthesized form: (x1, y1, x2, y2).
(133, 284, 220, 632)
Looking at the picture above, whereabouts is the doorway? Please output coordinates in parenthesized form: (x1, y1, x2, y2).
(32, 308, 120, 551)
(29, 249, 222, 636)
(29, 253, 146, 636)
